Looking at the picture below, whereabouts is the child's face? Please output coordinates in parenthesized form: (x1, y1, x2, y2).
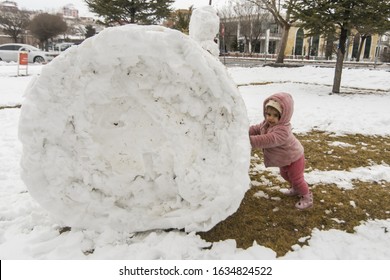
(265, 106, 280, 126)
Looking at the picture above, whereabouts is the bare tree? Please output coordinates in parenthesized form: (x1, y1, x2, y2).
(29, 13, 67, 49)
(219, 0, 272, 54)
(217, 1, 237, 52)
(0, 9, 30, 42)
(248, 0, 299, 63)
(233, 0, 266, 54)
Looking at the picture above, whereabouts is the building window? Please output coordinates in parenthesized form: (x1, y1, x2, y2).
(294, 28, 304, 56)
(269, 41, 276, 54)
(352, 34, 360, 59)
(311, 35, 320, 56)
(363, 36, 372, 59)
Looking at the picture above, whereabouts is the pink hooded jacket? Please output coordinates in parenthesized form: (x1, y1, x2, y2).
(249, 92, 304, 167)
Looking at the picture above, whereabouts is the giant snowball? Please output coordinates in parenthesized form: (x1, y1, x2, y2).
(18, 24, 250, 232)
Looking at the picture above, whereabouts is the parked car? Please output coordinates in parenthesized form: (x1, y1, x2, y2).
(0, 43, 58, 63)
(54, 42, 74, 52)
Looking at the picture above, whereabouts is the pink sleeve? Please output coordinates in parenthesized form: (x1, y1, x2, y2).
(249, 127, 288, 149)
(249, 124, 262, 135)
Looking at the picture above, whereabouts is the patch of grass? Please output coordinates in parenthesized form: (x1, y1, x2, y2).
(300, 130, 390, 171)
(198, 130, 390, 257)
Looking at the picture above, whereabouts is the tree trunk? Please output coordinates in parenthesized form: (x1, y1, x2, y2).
(332, 28, 348, 94)
(275, 23, 290, 63)
(356, 36, 366, 62)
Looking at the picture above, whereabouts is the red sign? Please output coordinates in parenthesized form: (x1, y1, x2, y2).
(19, 52, 28, 65)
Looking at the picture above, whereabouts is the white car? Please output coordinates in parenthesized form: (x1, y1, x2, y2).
(54, 42, 74, 52)
(0, 43, 58, 63)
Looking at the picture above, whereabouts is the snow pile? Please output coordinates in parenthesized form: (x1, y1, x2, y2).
(18, 24, 250, 233)
(189, 6, 220, 57)
(282, 220, 390, 259)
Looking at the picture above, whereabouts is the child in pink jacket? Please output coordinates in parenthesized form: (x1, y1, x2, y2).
(249, 92, 313, 209)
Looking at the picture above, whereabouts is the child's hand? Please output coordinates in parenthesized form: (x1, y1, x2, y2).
(249, 125, 261, 136)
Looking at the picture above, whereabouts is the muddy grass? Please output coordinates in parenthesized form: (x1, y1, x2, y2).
(198, 130, 390, 257)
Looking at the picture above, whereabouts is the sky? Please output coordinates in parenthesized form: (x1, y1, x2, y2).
(13, 0, 227, 16)
(1, 5, 390, 279)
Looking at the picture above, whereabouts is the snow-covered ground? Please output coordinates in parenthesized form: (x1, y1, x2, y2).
(1, 7, 390, 276)
(1, 61, 389, 260)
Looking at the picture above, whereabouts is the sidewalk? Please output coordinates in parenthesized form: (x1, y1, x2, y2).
(220, 54, 390, 70)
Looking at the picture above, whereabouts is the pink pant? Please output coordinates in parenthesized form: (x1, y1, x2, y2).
(279, 155, 309, 195)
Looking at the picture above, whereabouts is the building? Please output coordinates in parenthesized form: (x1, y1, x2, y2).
(57, 4, 103, 44)
(60, 4, 79, 19)
(221, 13, 389, 62)
(378, 33, 390, 62)
(285, 25, 385, 62)
(0, 0, 18, 12)
(220, 14, 282, 55)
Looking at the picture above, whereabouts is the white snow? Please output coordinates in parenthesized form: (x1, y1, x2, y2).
(2, 61, 390, 261)
(18, 23, 250, 233)
(329, 141, 355, 148)
(189, 5, 220, 57)
(0, 7, 390, 273)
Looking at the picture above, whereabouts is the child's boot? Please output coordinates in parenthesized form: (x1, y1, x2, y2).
(281, 187, 299, 196)
(295, 192, 313, 210)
